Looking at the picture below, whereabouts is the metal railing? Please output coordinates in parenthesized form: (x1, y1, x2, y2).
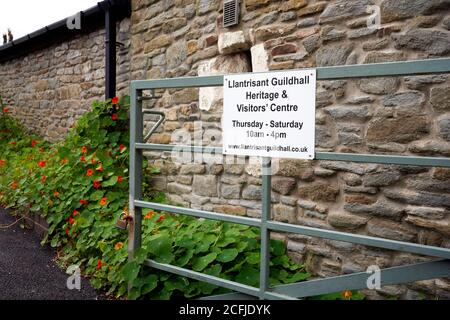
(129, 58, 450, 300)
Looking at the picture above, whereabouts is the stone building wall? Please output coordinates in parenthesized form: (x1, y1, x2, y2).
(131, 0, 450, 299)
(0, 0, 449, 299)
(0, 19, 131, 142)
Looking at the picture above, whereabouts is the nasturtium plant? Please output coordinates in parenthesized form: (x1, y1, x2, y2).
(0, 94, 330, 300)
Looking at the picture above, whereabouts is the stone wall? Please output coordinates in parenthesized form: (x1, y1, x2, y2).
(0, 0, 449, 299)
(0, 19, 131, 142)
(131, 0, 450, 299)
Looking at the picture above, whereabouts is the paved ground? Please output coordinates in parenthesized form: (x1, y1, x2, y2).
(0, 208, 101, 300)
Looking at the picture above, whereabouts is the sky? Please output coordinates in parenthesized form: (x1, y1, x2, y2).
(0, 0, 100, 40)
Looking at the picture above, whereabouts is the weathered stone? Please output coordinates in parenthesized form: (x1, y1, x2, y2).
(298, 2, 327, 16)
(198, 53, 251, 111)
(366, 115, 429, 143)
(313, 167, 335, 177)
(381, 0, 450, 23)
(274, 159, 314, 180)
(363, 38, 390, 51)
(382, 91, 425, 109)
(145, 35, 172, 53)
(316, 44, 353, 67)
(320, 161, 378, 175)
(180, 164, 205, 174)
(430, 87, 450, 112)
(193, 175, 217, 196)
(273, 204, 296, 223)
(444, 15, 450, 30)
(298, 183, 340, 202)
(281, 0, 307, 11)
(302, 34, 321, 54)
(272, 177, 297, 195)
(364, 52, 405, 64)
(271, 43, 298, 56)
(433, 167, 450, 181)
(320, 0, 373, 23)
(221, 184, 241, 199)
(404, 75, 447, 90)
(246, 0, 270, 10)
(251, 43, 269, 72)
(363, 171, 401, 187)
(242, 185, 262, 200)
(254, 25, 296, 42)
(367, 219, 416, 241)
(280, 11, 298, 21)
(148, 133, 172, 144)
(325, 105, 371, 121)
(167, 182, 192, 194)
(321, 26, 346, 42)
(315, 125, 335, 148)
(341, 173, 362, 187)
(409, 139, 450, 156)
(213, 204, 246, 216)
(358, 77, 399, 95)
(406, 216, 450, 237)
(392, 29, 450, 55)
(348, 27, 378, 39)
(162, 17, 187, 32)
(345, 194, 376, 205)
(197, 0, 219, 14)
(172, 88, 199, 104)
(166, 41, 187, 68)
(385, 188, 450, 208)
(218, 31, 249, 55)
(328, 211, 369, 229)
(344, 200, 404, 220)
(405, 206, 448, 220)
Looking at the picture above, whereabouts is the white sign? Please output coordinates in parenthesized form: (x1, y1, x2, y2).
(222, 69, 316, 159)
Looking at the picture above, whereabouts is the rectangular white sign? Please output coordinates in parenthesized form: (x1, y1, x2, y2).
(222, 69, 316, 159)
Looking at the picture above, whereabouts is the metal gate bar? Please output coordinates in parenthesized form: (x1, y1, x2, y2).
(129, 58, 450, 300)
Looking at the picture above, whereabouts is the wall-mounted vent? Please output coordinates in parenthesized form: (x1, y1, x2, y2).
(223, 0, 239, 28)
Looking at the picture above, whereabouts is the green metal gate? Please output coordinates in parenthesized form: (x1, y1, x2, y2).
(128, 58, 450, 300)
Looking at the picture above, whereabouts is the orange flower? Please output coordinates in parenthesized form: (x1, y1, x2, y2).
(9, 141, 16, 145)
(31, 140, 38, 147)
(65, 228, 70, 236)
(119, 144, 125, 152)
(144, 211, 154, 220)
(114, 242, 124, 250)
(157, 215, 165, 223)
(99, 197, 107, 206)
(73, 209, 80, 217)
(61, 157, 69, 165)
(38, 160, 46, 168)
(93, 180, 101, 189)
(111, 96, 119, 105)
(41, 175, 47, 183)
(79, 199, 88, 205)
(81, 146, 88, 154)
(111, 113, 118, 121)
(3, 107, 9, 113)
(53, 191, 60, 197)
(0, 159, 6, 167)
(86, 169, 94, 177)
(342, 290, 353, 300)
(11, 181, 18, 189)
(80, 155, 86, 162)
(97, 259, 103, 270)
(91, 157, 97, 165)
(68, 217, 75, 225)
(117, 176, 123, 183)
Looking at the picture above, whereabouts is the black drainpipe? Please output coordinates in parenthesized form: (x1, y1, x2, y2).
(104, 1, 117, 100)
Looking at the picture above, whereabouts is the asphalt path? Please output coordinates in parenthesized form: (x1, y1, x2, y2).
(0, 208, 101, 300)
